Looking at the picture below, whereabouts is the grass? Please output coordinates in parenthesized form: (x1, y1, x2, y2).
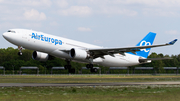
(0, 75, 180, 100)
(0, 75, 180, 83)
(0, 85, 180, 101)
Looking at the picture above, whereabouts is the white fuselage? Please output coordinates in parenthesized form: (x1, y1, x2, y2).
(3, 29, 141, 67)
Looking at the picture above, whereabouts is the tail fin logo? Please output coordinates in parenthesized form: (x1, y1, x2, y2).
(140, 40, 151, 52)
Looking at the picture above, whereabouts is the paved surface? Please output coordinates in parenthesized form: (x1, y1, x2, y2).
(0, 81, 180, 87)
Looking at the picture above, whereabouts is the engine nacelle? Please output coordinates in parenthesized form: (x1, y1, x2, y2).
(32, 51, 49, 61)
(69, 48, 88, 60)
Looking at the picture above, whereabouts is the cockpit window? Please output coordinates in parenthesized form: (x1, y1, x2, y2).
(7, 30, 16, 33)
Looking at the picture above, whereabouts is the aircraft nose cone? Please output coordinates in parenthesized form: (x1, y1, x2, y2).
(3, 32, 11, 40)
(2, 32, 7, 38)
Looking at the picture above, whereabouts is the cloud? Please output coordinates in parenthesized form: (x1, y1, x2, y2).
(24, 23, 42, 28)
(111, 0, 180, 17)
(75, 0, 180, 17)
(6, 0, 52, 7)
(0, 22, 16, 30)
(93, 40, 103, 44)
(111, 0, 160, 6)
(0, 9, 22, 20)
(130, 0, 180, 7)
(58, 6, 92, 17)
(50, 22, 59, 26)
(165, 30, 180, 35)
(23, 0, 52, 7)
(76, 0, 138, 16)
(0, 0, 3, 3)
(143, 9, 180, 17)
(78, 27, 92, 32)
(56, 0, 69, 8)
(100, 7, 138, 16)
(23, 9, 47, 21)
(83, 0, 180, 7)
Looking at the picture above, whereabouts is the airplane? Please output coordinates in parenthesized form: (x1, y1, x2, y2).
(2, 29, 177, 72)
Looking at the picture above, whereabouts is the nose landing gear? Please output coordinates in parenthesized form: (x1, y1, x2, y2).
(18, 52, 22, 56)
(18, 46, 23, 56)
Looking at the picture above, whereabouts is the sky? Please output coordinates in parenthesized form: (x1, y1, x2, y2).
(0, 0, 180, 56)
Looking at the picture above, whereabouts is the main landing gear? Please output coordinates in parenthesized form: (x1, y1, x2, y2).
(18, 46, 23, 56)
(64, 60, 71, 70)
(64, 60, 75, 73)
(86, 64, 97, 73)
(86, 64, 93, 69)
(85, 58, 97, 73)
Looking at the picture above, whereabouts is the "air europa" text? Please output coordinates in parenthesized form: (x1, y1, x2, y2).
(31, 33, 62, 45)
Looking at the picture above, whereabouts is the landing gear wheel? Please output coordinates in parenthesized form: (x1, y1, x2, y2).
(18, 52, 22, 56)
(64, 59, 75, 73)
(68, 68, 75, 73)
(91, 68, 97, 73)
(64, 65, 71, 70)
(94, 68, 97, 72)
(86, 64, 94, 69)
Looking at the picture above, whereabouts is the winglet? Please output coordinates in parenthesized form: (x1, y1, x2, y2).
(168, 39, 178, 45)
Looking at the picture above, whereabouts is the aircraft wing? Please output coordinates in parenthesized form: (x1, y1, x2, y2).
(88, 39, 177, 58)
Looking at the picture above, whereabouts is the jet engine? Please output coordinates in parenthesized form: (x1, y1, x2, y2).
(69, 48, 89, 60)
(32, 51, 49, 61)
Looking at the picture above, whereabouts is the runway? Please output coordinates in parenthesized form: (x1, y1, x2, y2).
(1, 81, 180, 87)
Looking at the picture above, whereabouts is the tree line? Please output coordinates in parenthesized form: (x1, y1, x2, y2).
(0, 47, 179, 74)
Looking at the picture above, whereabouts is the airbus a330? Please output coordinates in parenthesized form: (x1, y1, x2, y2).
(3, 29, 177, 72)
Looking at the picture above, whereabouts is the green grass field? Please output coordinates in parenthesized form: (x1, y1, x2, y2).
(0, 75, 180, 83)
(0, 75, 180, 101)
(1, 85, 180, 101)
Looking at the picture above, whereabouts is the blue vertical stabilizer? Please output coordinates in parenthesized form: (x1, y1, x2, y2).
(135, 32, 156, 58)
